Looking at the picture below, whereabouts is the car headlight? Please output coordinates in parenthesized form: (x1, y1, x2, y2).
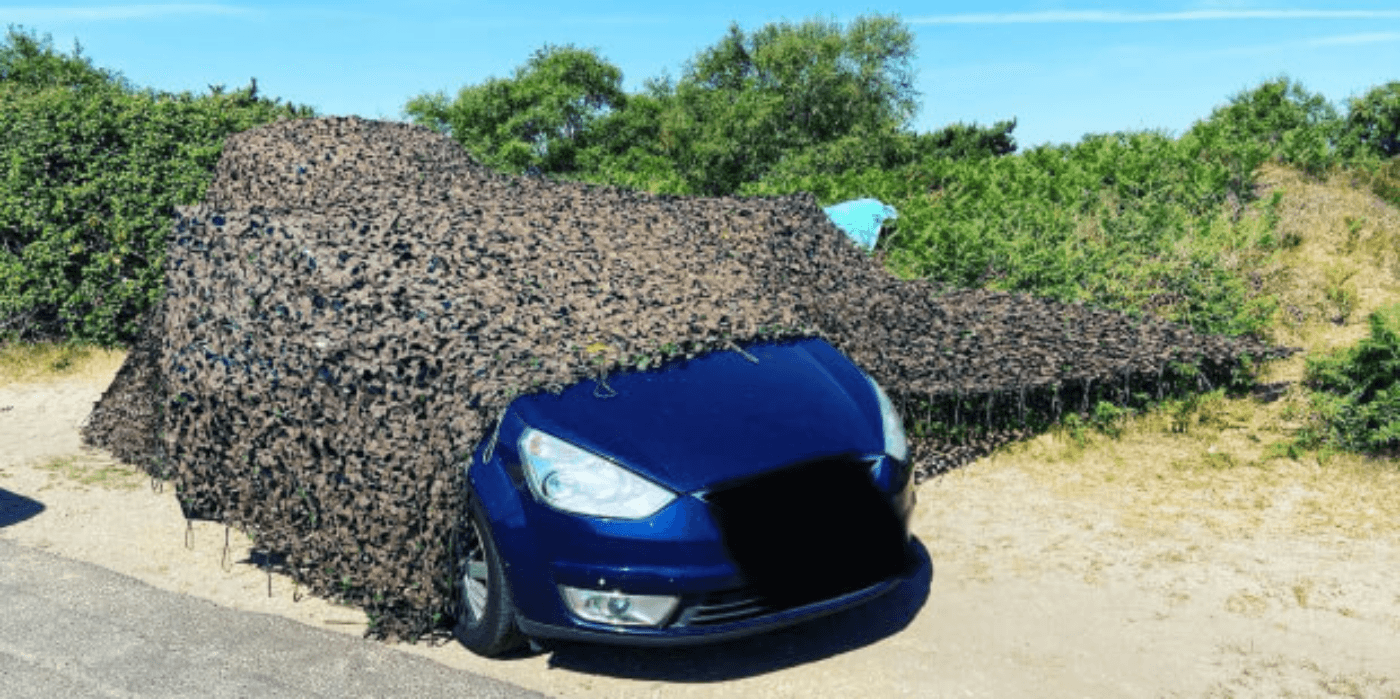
(519, 428, 677, 519)
(867, 375, 908, 462)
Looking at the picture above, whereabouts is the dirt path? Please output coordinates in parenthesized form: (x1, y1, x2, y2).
(2, 367, 1397, 698)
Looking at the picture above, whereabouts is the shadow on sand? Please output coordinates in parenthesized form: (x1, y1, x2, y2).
(539, 536, 933, 682)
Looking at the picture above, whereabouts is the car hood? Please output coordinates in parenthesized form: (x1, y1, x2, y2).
(507, 338, 884, 493)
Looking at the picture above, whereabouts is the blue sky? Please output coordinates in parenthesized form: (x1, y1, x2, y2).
(6, 1, 1399, 148)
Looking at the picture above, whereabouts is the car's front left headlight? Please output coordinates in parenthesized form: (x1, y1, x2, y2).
(519, 428, 677, 519)
(867, 375, 909, 462)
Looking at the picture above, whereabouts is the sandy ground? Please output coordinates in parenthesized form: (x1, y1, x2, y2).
(2, 367, 1397, 698)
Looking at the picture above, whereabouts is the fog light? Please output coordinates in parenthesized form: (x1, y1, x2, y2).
(559, 586, 679, 627)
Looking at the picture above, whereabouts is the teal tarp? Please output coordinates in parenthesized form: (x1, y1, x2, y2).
(822, 198, 897, 251)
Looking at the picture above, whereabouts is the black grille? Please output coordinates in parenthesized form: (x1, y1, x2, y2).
(702, 454, 907, 612)
(676, 588, 771, 627)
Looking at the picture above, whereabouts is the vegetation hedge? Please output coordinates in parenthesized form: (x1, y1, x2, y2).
(746, 130, 1286, 338)
(0, 28, 312, 344)
(1300, 304, 1400, 455)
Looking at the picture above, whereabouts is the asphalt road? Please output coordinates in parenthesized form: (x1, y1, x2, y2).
(0, 538, 547, 699)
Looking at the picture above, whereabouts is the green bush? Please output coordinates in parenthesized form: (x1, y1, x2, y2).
(758, 119, 1018, 184)
(1183, 76, 1342, 180)
(746, 128, 1282, 337)
(1357, 157, 1400, 208)
(1341, 81, 1400, 160)
(1299, 304, 1400, 455)
(403, 43, 626, 175)
(0, 27, 313, 344)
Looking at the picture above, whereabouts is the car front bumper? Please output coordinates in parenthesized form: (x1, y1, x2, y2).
(515, 561, 911, 646)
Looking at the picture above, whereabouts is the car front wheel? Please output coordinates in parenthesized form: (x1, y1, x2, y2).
(453, 495, 527, 657)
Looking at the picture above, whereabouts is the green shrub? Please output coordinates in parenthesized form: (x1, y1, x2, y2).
(757, 119, 1018, 184)
(0, 27, 313, 344)
(1183, 76, 1343, 181)
(1299, 304, 1400, 455)
(1354, 157, 1400, 209)
(403, 43, 626, 175)
(746, 128, 1282, 337)
(1341, 81, 1400, 160)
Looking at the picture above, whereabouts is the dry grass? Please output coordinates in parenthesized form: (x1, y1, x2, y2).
(1254, 163, 1400, 353)
(0, 342, 126, 385)
(36, 454, 147, 491)
(977, 163, 1400, 543)
(993, 398, 1400, 542)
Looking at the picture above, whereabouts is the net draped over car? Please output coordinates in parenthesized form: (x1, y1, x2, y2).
(83, 117, 1293, 640)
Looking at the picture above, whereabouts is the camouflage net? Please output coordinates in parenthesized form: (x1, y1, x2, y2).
(83, 117, 1294, 639)
(81, 301, 166, 470)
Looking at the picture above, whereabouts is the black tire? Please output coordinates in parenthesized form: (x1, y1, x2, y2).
(453, 495, 527, 657)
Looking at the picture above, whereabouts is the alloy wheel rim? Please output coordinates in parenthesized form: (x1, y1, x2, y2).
(461, 516, 489, 622)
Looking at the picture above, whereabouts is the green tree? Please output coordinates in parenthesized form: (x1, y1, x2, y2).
(574, 86, 690, 192)
(1191, 77, 1338, 148)
(1341, 81, 1400, 160)
(1183, 76, 1341, 188)
(913, 119, 1017, 160)
(662, 15, 918, 193)
(404, 44, 625, 173)
(407, 15, 921, 194)
(1, 25, 122, 92)
(1, 26, 313, 344)
(756, 119, 1017, 184)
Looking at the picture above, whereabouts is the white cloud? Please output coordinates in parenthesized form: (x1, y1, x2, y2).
(1194, 30, 1400, 57)
(1305, 31, 1400, 47)
(5, 4, 252, 23)
(909, 9, 1400, 25)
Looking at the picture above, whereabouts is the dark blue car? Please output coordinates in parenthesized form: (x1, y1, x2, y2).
(454, 337, 918, 656)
